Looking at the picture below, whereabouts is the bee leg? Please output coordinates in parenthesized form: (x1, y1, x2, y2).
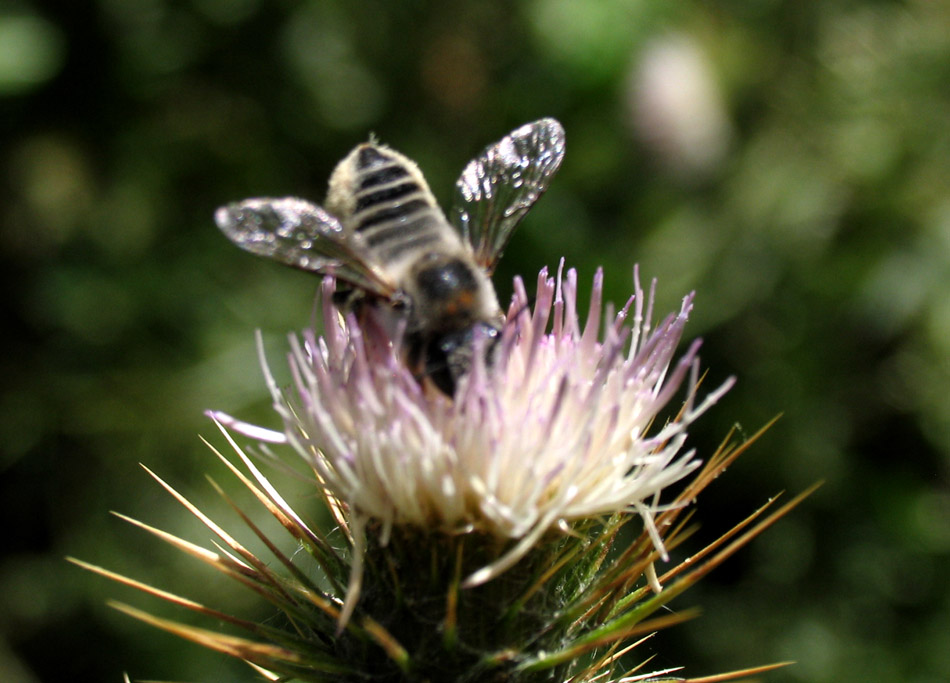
(332, 287, 360, 309)
(404, 332, 433, 386)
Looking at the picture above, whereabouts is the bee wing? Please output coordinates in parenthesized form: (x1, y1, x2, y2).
(215, 197, 396, 297)
(451, 118, 566, 273)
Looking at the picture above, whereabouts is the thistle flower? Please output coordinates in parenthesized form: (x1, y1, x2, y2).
(219, 263, 730, 590)
(73, 264, 813, 683)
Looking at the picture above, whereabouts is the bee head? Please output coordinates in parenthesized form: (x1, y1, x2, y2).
(409, 322, 501, 397)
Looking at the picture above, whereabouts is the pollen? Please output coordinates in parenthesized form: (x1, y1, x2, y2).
(443, 291, 474, 315)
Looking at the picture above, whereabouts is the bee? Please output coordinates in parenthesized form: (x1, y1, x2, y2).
(215, 118, 566, 396)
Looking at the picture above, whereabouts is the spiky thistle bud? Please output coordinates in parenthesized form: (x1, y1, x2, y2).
(73, 264, 812, 682)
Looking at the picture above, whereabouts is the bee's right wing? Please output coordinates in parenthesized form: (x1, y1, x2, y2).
(215, 197, 396, 298)
(451, 118, 566, 274)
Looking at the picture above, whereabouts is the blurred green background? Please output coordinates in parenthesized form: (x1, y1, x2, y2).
(2, 1, 949, 681)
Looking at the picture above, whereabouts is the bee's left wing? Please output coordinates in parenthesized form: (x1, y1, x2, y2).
(215, 197, 396, 298)
(451, 118, 566, 273)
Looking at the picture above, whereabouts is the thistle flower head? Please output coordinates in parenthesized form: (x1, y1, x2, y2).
(219, 263, 733, 587)
(77, 262, 811, 683)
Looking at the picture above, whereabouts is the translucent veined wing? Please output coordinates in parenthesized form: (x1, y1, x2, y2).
(215, 197, 396, 298)
(451, 118, 566, 273)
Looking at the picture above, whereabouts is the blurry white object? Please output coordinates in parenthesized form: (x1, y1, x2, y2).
(628, 34, 733, 179)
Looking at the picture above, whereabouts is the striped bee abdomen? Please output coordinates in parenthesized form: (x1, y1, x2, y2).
(347, 144, 448, 262)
